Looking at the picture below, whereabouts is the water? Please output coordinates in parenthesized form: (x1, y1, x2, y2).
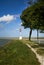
(0, 39, 10, 46)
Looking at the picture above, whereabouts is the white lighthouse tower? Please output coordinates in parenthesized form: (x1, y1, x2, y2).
(16, 23, 22, 40)
(19, 28, 22, 40)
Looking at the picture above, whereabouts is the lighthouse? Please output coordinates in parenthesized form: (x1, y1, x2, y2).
(19, 28, 22, 40)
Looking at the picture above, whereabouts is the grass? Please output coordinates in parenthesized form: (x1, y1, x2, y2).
(36, 43, 44, 55)
(0, 40, 40, 65)
(25, 40, 44, 55)
(37, 48, 44, 55)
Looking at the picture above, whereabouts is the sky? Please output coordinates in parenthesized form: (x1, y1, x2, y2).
(0, 0, 44, 38)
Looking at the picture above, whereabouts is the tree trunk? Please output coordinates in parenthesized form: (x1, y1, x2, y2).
(29, 28, 32, 40)
(37, 29, 39, 41)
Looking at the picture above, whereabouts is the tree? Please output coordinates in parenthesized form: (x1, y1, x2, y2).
(20, 5, 35, 40)
(20, 0, 44, 40)
(30, 1, 44, 39)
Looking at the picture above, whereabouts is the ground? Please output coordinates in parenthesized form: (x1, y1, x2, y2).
(0, 40, 40, 65)
(22, 40, 44, 65)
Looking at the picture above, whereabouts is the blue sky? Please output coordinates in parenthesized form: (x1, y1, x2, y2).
(0, 0, 44, 38)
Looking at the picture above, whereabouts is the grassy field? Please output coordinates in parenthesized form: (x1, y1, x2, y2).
(26, 40, 44, 55)
(0, 40, 40, 65)
(36, 44, 44, 55)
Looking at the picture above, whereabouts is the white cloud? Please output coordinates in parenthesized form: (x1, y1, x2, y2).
(0, 14, 16, 23)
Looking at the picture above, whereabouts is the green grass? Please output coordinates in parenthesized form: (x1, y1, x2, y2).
(37, 48, 44, 55)
(0, 40, 40, 65)
(36, 44, 44, 55)
(25, 40, 44, 55)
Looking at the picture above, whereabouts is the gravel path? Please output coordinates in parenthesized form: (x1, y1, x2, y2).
(26, 44, 44, 65)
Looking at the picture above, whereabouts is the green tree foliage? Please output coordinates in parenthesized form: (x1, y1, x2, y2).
(20, 0, 44, 40)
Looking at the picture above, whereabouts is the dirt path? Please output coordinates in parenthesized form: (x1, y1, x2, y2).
(26, 43, 44, 65)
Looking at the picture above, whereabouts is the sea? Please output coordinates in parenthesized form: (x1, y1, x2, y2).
(0, 38, 44, 46)
(0, 39, 11, 46)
